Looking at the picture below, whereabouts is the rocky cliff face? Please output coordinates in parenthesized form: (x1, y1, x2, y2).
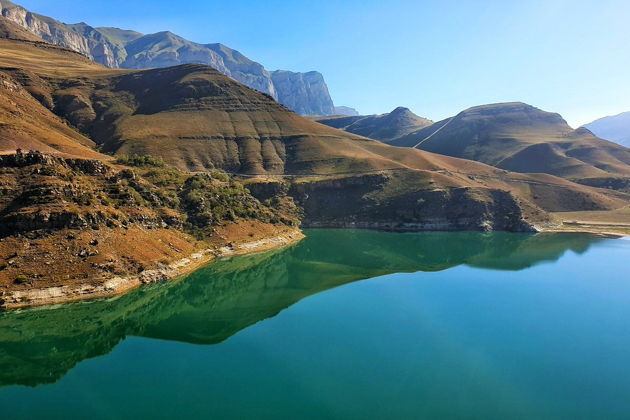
(120, 33, 278, 99)
(245, 172, 542, 232)
(0, 1, 340, 115)
(271, 71, 336, 116)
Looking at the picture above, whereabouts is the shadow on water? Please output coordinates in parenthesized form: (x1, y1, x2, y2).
(0, 230, 605, 387)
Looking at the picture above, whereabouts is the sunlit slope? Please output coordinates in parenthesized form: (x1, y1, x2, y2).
(394, 103, 630, 182)
(0, 53, 106, 157)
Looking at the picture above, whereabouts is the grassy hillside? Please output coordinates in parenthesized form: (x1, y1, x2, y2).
(393, 103, 630, 187)
(314, 107, 433, 143)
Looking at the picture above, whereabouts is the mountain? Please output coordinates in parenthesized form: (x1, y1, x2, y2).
(0, 34, 105, 158)
(584, 112, 630, 147)
(392, 102, 630, 189)
(0, 0, 338, 116)
(316, 107, 433, 143)
(334, 106, 360, 116)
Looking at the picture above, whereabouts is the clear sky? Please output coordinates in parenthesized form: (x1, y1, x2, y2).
(15, 0, 630, 126)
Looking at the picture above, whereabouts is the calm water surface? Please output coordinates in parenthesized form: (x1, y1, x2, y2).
(1, 230, 630, 419)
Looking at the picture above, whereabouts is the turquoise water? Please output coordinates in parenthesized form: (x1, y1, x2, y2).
(1, 230, 630, 419)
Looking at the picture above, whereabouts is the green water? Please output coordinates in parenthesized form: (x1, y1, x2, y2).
(1, 230, 630, 419)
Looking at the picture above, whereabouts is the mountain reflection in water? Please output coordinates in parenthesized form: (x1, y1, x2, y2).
(0, 230, 603, 387)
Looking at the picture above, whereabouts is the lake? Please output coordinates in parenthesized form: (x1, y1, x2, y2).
(1, 230, 630, 419)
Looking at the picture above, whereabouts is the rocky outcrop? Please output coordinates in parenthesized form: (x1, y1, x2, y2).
(245, 172, 549, 233)
(0, 1, 341, 116)
(286, 173, 539, 232)
(0, 151, 302, 309)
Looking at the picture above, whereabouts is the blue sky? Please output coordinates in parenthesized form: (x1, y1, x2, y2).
(16, 0, 630, 126)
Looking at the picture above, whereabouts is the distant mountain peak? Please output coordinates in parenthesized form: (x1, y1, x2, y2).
(334, 106, 359, 116)
(584, 111, 630, 147)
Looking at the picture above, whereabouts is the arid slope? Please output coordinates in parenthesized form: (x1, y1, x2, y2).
(314, 107, 433, 144)
(392, 103, 630, 187)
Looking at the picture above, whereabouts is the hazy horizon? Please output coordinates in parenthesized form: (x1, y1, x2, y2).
(15, 0, 630, 127)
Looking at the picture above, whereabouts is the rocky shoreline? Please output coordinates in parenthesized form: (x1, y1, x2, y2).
(0, 228, 304, 310)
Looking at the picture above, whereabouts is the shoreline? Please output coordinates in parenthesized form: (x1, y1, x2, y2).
(0, 228, 305, 310)
(2, 223, 627, 311)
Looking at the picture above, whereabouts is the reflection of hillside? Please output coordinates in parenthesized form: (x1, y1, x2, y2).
(0, 231, 604, 387)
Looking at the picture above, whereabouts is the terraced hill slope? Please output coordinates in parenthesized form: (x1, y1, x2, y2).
(392, 103, 630, 189)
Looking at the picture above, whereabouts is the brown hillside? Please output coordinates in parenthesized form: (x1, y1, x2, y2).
(0, 69, 105, 158)
(314, 107, 433, 144)
(393, 103, 630, 186)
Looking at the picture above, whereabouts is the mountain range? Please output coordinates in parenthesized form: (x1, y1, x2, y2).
(584, 112, 630, 148)
(0, 0, 350, 116)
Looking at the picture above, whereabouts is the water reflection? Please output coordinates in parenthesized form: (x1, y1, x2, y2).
(0, 230, 604, 387)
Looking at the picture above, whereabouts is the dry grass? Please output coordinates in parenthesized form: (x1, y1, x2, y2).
(549, 207, 630, 236)
(393, 103, 630, 182)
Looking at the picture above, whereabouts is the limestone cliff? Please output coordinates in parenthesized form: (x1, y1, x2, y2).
(271, 70, 336, 116)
